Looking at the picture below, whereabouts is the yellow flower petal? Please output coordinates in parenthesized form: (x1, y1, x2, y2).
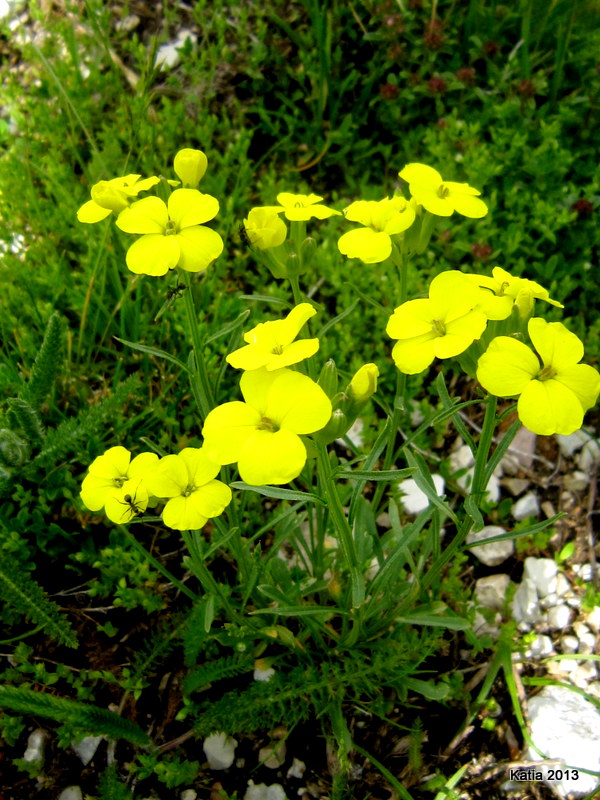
(262, 370, 332, 433)
(433, 310, 487, 358)
(528, 318, 584, 372)
(477, 337, 540, 396)
(202, 401, 262, 464)
(168, 188, 219, 229)
(188, 479, 232, 519)
(264, 338, 319, 370)
(116, 196, 168, 234)
(450, 193, 488, 218)
(145, 454, 188, 498)
(176, 226, 223, 272)
(338, 228, 392, 263)
(386, 299, 435, 339)
(173, 148, 208, 188)
(391, 335, 436, 374)
(238, 429, 307, 485)
(80, 474, 119, 511)
(226, 343, 273, 371)
(125, 234, 180, 275)
(443, 181, 481, 197)
(129, 452, 160, 479)
(555, 364, 600, 412)
(399, 163, 442, 188)
(518, 379, 584, 436)
(88, 446, 131, 478)
(162, 495, 207, 531)
(77, 200, 112, 223)
(411, 190, 454, 216)
(278, 303, 317, 346)
(179, 447, 221, 487)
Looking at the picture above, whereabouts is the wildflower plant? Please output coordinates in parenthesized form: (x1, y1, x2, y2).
(75, 149, 600, 779)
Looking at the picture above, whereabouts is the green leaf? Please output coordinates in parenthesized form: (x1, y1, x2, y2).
(404, 677, 450, 701)
(404, 449, 458, 524)
(229, 481, 326, 505)
(334, 467, 415, 482)
(204, 309, 251, 345)
(114, 337, 191, 374)
(316, 299, 359, 338)
(238, 294, 291, 307)
(464, 494, 485, 532)
(396, 603, 470, 630)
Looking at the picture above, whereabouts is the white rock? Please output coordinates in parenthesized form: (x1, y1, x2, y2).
(512, 578, 541, 627)
(258, 740, 286, 769)
(450, 444, 499, 500)
(243, 782, 287, 800)
(203, 732, 237, 770)
(155, 29, 196, 70)
(546, 604, 572, 631)
(587, 682, 600, 700)
(466, 526, 514, 566)
(560, 635, 579, 654)
(573, 563, 594, 581)
(512, 491, 540, 521)
(563, 471, 590, 491)
(527, 685, 600, 796)
(503, 427, 537, 472)
(286, 757, 306, 779)
(58, 789, 83, 800)
(474, 574, 510, 610)
(540, 592, 558, 610)
(181, 791, 197, 800)
(578, 631, 597, 655)
(23, 728, 47, 764)
(398, 474, 445, 515)
(557, 430, 593, 457)
(565, 592, 582, 609)
(473, 610, 502, 638)
(555, 573, 570, 597)
(577, 438, 600, 471)
(527, 635, 553, 658)
(547, 657, 578, 676)
(253, 666, 276, 682)
(71, 734, 103, 766)
(502, 477, 530, 496)
(115, 14, 140, 33)
(572, 661, 598, 689)
(584, 605, 600, 633)
(337, 418, 364, 448)
(524, 557, 558, 597)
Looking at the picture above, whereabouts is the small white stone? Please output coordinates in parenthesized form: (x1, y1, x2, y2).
(243, 782, 287, 800)
(254, 666, 276, 682)
(512, 492, 540, 521)
(584, 605, 600, 633)
(573, 563, 594, 581)
(560, 635, 579, 654)
(203, 732, 237, 770)
(286, 757, 306, 779)
(504, 427, 537, 471)
(577, 438, 600, 471)
(523, 557, 558, 597)
(502, 477, 531, 496)
(467, 526, 514, 566)
(155, 29, 196, 70)
(546, 604, 572, 631)
(555, 573, 570, 597)
(577, 631, 597, 655)
(181, 790, 198, 800)
(587, 682, 600, 700)
(473, 610, 502, 638)
(540, 592, 558, 610)
(572, 661, 598, 689)
(259, 740, 286, 769)
(526, 685, 600, 795)
(547, 657, 578, 676)
(474, 574, 510, 610)
(527, 635, 554, 658)
(337, 418, 364, 448)
(398, 474, 445, 515)
(115, 14, 140, 33)
(512, 578, 541, 626)
(58, 789, 83, 800)
(71, 734, 103, 766)
(557, 429, 593, 457)
(563, 471, 590, 492)
(23, 728, 47, 764)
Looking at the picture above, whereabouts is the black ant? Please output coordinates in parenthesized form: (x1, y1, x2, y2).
(153, 282, 187, 323)
(239, 224, 252, 247)
(116, 489, 144, 522)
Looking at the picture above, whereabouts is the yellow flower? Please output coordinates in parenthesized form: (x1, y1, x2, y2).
(116, 188, 223, 275)
(80, 447, 158, 513)
(243, 206, 287, 249)
(202, 368, 332, 485)
(386, 271, 488, 374)
(276, 192, 340, 221)
(477, 318, 600, 435)
(399, 163, 488, 218)
(337, 197, 416, 263)
(173, 148, 208, 188)
(226, 303, 319, 371)
(348, 363, 379, 403)
(144, 448, 231, 531)
(104, 477, 149, 524)
(77, 174, 160, 223)
(468, 266, 564, 320)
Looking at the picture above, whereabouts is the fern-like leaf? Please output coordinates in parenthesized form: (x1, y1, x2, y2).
(6, 397, 46, 446)
(0, 553, 78, 648)
(0, 686, 151, 746)
(183, 654, 255, 697)
(20, 312, 64, 409)
(97, 764, 133, 800)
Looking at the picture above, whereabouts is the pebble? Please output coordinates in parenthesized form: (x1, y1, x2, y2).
(527, 634, 553, 658)
(473, 610, 502, 638)
(503, 426, 537, 472)
(572, 661, 598, 689)
(563, 471, 590, 491)
(560, 635, 579, 653)
(573, 563, 594, 581)
(584, 605, 600, 633)
(474, 574, 510, 610)
(556, 430, 592, 457)
(523, 557, 558, 597)
(565, 593, 582, 609)
(115, 14, 140, 33)
(555, 573, 570, 596)
(526, 685, 600, 796)
(397, 474, 445, 515)
(546, 604, 572, 630)
(512, 491, 540, 521)
(512, 578, 541, 627)
(502, 477, 531, 496)
(577, 438, 600, 471)
(258, 740, 286, 769)
(286, 757, 306, 779)
(23, 728, 47, 765)
(58, 789, 83, 800)
(254, 666, 276, 682)
(449, 444, 500, 501)
(181, 791, 197, 800)
(71, 734, 103, 766)
(337, 418, 364, 448)
(203, 733, 237, 770)
(155, 29, 196, 70)
(466, 526, 514, 566)
(244, 782, 287, 800)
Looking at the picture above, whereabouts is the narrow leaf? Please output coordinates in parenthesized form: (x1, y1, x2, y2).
(114, 337, 190, 374)
(230, 481, 326, 505)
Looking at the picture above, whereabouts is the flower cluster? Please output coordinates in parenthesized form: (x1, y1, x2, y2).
(80, 445, 231, 531)
(77, 149, 223, 277)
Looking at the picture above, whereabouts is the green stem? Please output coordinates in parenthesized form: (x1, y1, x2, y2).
(180, 270, 214, 420)
(315, 442, 364, 610)
(472, 395, 498, 496)
(119, 525, 197, 601)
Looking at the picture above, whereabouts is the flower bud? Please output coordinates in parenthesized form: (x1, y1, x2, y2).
(300, 236, 317, 263)
(243, 207, 287, 250)
(348, 363, 379, 404)
(173, 148, 208, 188)
(313, 409, 349, 445)
(90, 181, 130, 213)
(0, 429, 30, 468)
(515, 288, 534, 320)
(317, 359, 339, 398)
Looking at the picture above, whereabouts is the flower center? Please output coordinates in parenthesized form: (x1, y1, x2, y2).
(257, 416, 279, 432)
(272, 344, 284, 355)
(537, 364, 557, 381)
(165, 219, 177, 235)
(498, 281, 510, 296)
(437, 184, 450, 199)
(431, 318, 446, 337)
(113, 475, 127, 488)
(183, 484, 196, 498)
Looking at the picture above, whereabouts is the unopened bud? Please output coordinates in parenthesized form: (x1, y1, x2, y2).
(313, 409, 349, 445)
(348, 363, 379, 404)
(317, 359, 338, 398)
(173, 148, 207, 188)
